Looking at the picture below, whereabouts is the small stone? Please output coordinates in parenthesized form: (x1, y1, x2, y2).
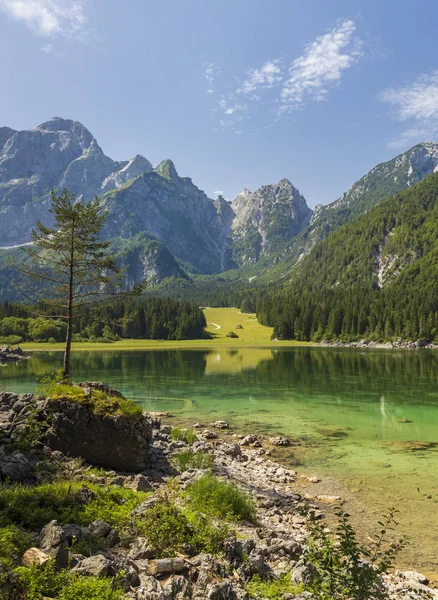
(106, 528, 120, 548)
(209, 421, 229, 429)
(202, 429, 217, 439)
(89, 519, 112, 538)
(124, 473, 152, 492)
(39, 520, 68, 568)
(269, 436, 292, 446)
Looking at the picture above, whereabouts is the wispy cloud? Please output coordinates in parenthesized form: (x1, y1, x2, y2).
(280, 20, 363, 112)
(203, 61, 220, 94)
(237, 59, 283, 95)
(41, 42, 63, 55)
(204, 19, 363, 133)
(213, 190, 224, 198)
(379, 71, 438, 147)
(0, 0, 89, 40)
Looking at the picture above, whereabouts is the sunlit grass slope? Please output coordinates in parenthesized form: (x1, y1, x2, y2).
(21, 307, 312, 351)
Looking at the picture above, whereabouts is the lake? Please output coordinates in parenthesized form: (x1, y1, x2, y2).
(2, 346, 438, 578)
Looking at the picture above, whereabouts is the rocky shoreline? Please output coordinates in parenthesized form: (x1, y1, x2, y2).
(318, 338, 438, 350)
(0, 386, 436, 599)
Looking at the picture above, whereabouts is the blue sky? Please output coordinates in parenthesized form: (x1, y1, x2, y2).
(1, 0, 438, 208)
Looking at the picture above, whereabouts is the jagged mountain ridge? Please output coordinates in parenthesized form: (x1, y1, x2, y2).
(282, 142, 438, 266)
(0, 118, 312, 282)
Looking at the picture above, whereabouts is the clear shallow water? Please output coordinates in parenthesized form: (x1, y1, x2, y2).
(2, 347, 438, 577)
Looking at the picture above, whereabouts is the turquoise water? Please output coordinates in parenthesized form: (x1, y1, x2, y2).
(1, 347, 438, 576)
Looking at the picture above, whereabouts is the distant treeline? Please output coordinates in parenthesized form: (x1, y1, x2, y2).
(0, 297, 207, 343)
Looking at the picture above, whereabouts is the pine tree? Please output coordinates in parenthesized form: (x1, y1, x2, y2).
(20, 189, 127, 379)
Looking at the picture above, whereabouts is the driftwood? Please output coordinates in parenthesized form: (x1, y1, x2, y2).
(147, 557, 185, 575)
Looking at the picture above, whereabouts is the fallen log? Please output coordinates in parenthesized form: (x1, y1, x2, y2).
(147, 558, 185, 575)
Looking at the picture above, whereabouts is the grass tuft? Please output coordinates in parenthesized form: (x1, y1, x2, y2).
(170, 427, 198, 444)
(174, 449, 214, 471)
(185, 473, 256, 523)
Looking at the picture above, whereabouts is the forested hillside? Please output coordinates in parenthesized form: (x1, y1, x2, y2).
(257, 173, 438, 342)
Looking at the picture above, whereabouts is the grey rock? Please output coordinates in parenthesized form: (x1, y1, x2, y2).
(107, 528, 120, 548)
(62, 524, 83, 544)
(125, 473, 152, 492)
(45, 398, 152, 471)
(89, 519, 112, 538)
(39, 520, 69, 568)
(0, 452, 31, 482)
(128, 537, 156, 560)
(71, 554, 114, 577)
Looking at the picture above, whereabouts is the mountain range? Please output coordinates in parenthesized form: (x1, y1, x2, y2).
(1, 117, 438, 298)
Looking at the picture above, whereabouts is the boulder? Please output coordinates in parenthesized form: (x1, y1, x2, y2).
(128, 537, 156, 560)
(22, 547, 50, 566)
(45, 399, 152, 471)
(89, 519, 112, 539)
(39, 520, 69, 568)
(0, 452, 32, 482)
(71, 554, 114, 577)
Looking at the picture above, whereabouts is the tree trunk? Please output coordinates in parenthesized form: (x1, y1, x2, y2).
(63, 229, 75, 381)
(63, 309, 72, 381)
(146, 558, 185, 575)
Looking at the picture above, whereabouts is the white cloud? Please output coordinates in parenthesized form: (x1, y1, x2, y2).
(41, 42, 63, 55)
(0, 0, 88, 39)
(203, 62, 220, 85)
(379, 71, 438, 147)
(280, 19, 363, 112)
(213, 190, 224, 197)
(237, 59, 283, 95)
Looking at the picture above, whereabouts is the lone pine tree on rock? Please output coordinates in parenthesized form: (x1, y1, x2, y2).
(20, 189, 128, 379)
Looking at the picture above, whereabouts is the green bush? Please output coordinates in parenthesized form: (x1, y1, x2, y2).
(0, 481, 147, 539)
(12, 561, 125, 600)
(174, 449, 214, 471)
(246, 574, 303, 599)
(170, 427, 198, 444)
(139, 500, 230, 557)
(303, 506, 409, 600)
(0, 525, 31, 573)
(0, 335, 23, 345)
(226, 331, 239, 338)
(185, 473, 256, 522)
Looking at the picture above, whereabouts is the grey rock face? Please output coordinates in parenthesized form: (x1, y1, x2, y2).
(231, 179, 312, 265)
(45, 398, 152, 471)
(0, 117, 152, 247)
(71, 554, 114, 577)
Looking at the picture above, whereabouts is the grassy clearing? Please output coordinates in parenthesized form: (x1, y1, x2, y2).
(21, 308, 313, 351)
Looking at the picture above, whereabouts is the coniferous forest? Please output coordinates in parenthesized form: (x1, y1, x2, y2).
(256, 173, 438, 342)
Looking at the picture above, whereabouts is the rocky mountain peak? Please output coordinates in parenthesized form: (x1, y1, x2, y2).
(231, 178, 312, 266)
(0, 127, 17, 151)
(155, 159, 178, 181)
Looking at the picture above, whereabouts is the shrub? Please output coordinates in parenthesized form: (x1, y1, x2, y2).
(185, 473, 256, 523)
(246, 574, 304, 599)
(174, 450, 214, 471)
(12, 561, 125, 600)
(0, 525, 31, 573)
(226, 331, 239, 338)
(139, 500, 230, 557)
(170, 427, 198, 444)
(303, 505, 409, 600)
(0, 481, 147, 540)
(0, 335, 23, 345)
